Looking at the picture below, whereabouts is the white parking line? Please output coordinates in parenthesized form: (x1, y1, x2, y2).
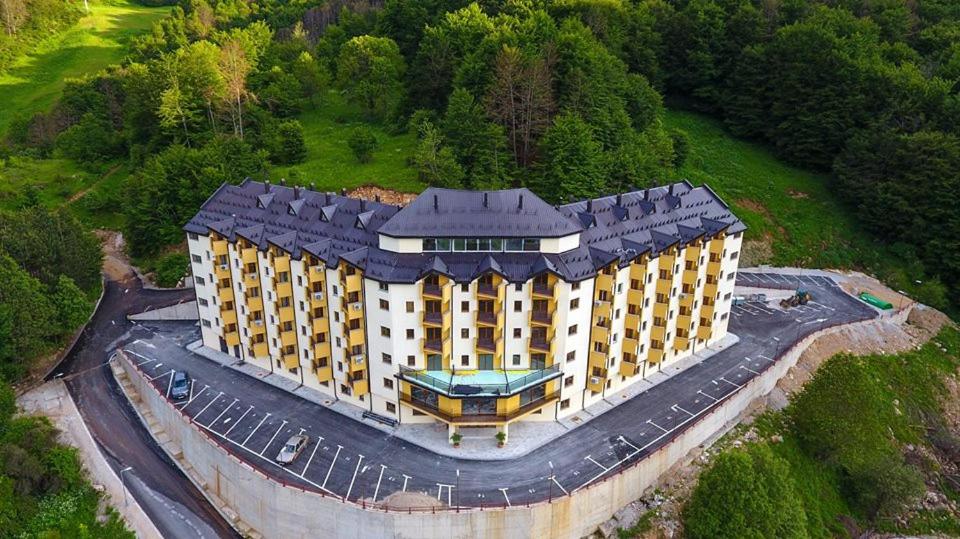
(224, 405, 253, 437)
(401, 474, 411, 492)
(646, 419, 669, 433)
(618, 435, 640, 453)
(372, 464, 387, 503)
(551, 476, 569, 495)
(739, 364, 760, 375)
(241, 412, 271, 446)
(149, 369, 173, 382)
(193, 391, 223, 420)
(207, 398, 239, 428)
(719, 377, 743, 389)
(344, 454, 364, 501)
(585, 455, 610, 472)
(499, 488, 511, 507)
(672, 404, 694, 417)
(179, 384, 208, 409)
(260, 420, 289, 456)
(322, 445, 342, 489)
(165, 372, 175, 398)
(300, 437, 323, 478)
(436, 483, 453, 505)
(697, 390, 718, 402)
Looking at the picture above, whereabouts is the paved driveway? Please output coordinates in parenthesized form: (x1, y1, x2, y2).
(121, 273, 876, 509)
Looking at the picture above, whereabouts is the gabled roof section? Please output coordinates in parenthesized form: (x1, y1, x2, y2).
(530, 255, 559, 277)
(473, 254, 505, 278)
(650, 230, 679, 253)
(421, 255, 451, 278)
(287, 198, 305, 216)
(257, 193, 274, 209)
(235, 223, 267, 249)
(378, 187, 582, 238)
(320, 204, 338, 222)
(356, 210, 375, 230)
(208, 216, 238, 240)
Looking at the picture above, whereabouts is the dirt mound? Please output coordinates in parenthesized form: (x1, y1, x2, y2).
(347, 185, 418, 206)
(377, 490, 445, 510)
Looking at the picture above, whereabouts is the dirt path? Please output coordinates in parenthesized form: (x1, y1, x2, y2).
(67, 163, 123, 204)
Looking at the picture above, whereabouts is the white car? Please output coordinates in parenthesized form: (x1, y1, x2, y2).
(275, 434, 309, 465)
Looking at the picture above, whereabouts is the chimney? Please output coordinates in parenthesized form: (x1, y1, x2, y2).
(341, 188, 347, 197)
(309, 182, 315, 191)
(483, 192, 488, 208)
(360, 199, 366, 211)
(375, 195, 381, 203)
(616, 193, 622, 206)
(264, 180, 270, 193)
(433, 194, 439, 210)
(644, 189, 649, 201)
(294, 186, 300, 199)
(587, 199, 593, 212)
(325, 192, 331, 205)
(669, 183, 674, 195)
(518, 194, 524, 210)
(280, 178, 286, 187)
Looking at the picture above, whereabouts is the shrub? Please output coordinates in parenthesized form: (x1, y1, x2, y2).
(347, 126, 379, 163)
(670, 128, 690, 168)
(153, 253, 190, 288)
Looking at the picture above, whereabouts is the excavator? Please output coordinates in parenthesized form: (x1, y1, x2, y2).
(780, 288, 812, 308)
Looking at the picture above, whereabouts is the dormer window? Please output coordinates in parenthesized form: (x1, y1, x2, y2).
(421, 237, 540, 252)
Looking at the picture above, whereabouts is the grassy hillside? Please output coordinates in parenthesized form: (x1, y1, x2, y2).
(0, 0, 169, 135)
(664, 109, 946, 309)
(273, 91, 423, 194)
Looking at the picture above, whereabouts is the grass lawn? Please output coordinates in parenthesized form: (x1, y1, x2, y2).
(0, 0, 169, 135)
(272, 91, 424, 194)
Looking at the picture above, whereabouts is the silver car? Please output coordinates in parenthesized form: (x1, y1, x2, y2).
(275, 434, 309, 465)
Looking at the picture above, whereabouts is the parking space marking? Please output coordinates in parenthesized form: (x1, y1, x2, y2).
(193, 391, 223, 420)
(646, 418, 670, 433)
(401, 474, 411, 492)
(207, 398, 238, 428)
(224, 405, 253, 437)
(551, 475, 569, 495)
(671, 404, 694, 417)
(697, 390, 718, 402)
(585, 455, 610, 472)
(499, 488, 511, 507)
(260, 420, 289, 456)
(739, 364, 760, 375)
(372, 464, 387, 503)
(179, 384, 208, 409)
(300, 436, 323, 478)
(241, 412, 271, 446)
(149, 368, 173, 382)
(344, 454, 364, 501)
(322, 445, 342, 489)
(165, 372, 174, 398)
(719, 377, 743, 389)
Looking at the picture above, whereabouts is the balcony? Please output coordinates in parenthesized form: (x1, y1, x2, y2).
(241, 247, 257, 264)
(595, 273, 614, 292)
(422, 282, 443, 299)
(422, 311, 443, 326)
(476, 311, 497, 326)
(531, 282, 554, 298)
(214, 263, 232, 280)
(476, 282, 498, 298)
(423, 339, 443, 354)
(251, 341, 268, 357)
(349, 353, 366, 372)
(619, 359, 641, 377)
(315, 365, 333, 383)
(475, 337, 497, 353)
(398, 364, 562, 397)
(349, 376, 368, 395)
(282, 353, 299, 370)
(586, 370, 607, 392)
(593, 299, 612, 319)
(279, 330, 297, 347)
(528, 337, 552, 353)
(224, 330, 240, 347)
(529, 309, 553, 326)
(344, 272, 362, 294)
(277, 305, 295, 323)
(399, 390, 560, 424)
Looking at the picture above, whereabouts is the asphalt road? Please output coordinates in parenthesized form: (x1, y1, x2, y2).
(49, 266, 240, 538)
(118, 272, 877, 512)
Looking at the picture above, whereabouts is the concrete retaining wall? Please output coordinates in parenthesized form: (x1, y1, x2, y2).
(115, 309, 898, 539)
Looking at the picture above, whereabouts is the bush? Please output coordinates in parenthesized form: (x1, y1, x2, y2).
(347, 126, 379, 163)
(153, 253, 189, 288)
(670, 128, 690, 168)
(683, 444, 808, 539)
(266, 120, 307, 165)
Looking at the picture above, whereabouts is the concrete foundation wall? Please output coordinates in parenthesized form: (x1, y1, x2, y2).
(115, 309, 895, 539)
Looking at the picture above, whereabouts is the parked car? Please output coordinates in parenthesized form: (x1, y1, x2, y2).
(276, 434, 309, 465)
(170, 371, 190, 400)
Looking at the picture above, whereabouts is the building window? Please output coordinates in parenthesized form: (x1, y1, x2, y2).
(571, 282, 580, 290)
(386, 402, 396, 414)
(564, 376, 574, 387)
(383, 377, 394, 389)
(566, 351, 576, 362)
(191, 254, 202, 263)
(513, 328, 522, 338)
(189, 233, 199, 240)
(406, 301, 414, 313)
(461, 328, 469, 338)
(461, 284, 469, 292)
(461, 355, 469, 366)
(461, 301, 469, 312)
(195, 276, 205, 285)
(379, 282, 389, 291)
(560, 399, 570, 410)
(201, 319, 211, 328)
(407, 355, 415, 366)
(381, 326, 391, 337)
(382, 353, 392, 364)
(406, 329, 414, 339)
(568, 324, 577, 335)
(380, 299, 389, 310)
(512, 354, 521, 366)
(198, 298, 208, 307)
(570, 298, 579, 309)
(514, 300, 522, 312)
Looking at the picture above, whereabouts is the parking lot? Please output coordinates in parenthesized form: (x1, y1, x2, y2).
(120, 272, 877, 509)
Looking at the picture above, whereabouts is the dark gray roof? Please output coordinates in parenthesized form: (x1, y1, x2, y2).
(185, 179, 743, 283)
(377, 187, 582, 238)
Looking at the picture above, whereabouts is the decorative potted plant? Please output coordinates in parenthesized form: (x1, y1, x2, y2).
(451, 432, 462, 448)
(496, 431, 506, 448)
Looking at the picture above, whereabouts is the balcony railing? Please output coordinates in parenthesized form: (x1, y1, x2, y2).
(399, 391, 561, 424)
(476, 282, 497, 297)
(532, 282, 554, 297)
(398, 364, 561, 397)
(475, 337, 496, 352)
(528, 338, 552, 352)
(423, 339, 443, 353)
(422, 283, 443, 298)
(423, 311, 443, 326)
(476, 311, 496, 325)
(530, 309, 552, 325)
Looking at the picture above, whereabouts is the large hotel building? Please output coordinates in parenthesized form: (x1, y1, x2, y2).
(185, 179, 743, 438)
